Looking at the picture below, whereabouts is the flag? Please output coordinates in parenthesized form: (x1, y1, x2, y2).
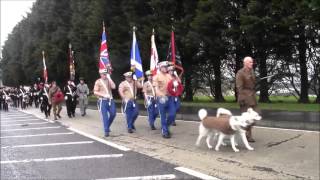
(130, 26, 143, 79)
(69, 43, 75, 80)
(167, 30, 184, 75)
(42, 51, 48, 83)
(150, 28, 158, 76)
(99, 22, 112, 72)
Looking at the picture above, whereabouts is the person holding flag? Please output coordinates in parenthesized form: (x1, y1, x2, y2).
(167, 63, 184, 126)
(143, 29, 159, 130)
(166, 28, 184, 126)
(143, 70, 158, 130)
(94, 22, 116, 137)
(119, 26, 143, 133)
(153, 61, 175, 138)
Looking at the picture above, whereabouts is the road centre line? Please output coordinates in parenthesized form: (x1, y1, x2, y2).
(1, 119, 43, 122)
(68, 127, 131, 152)
(0, 132, 74, 139)
(1, 141, 94, 149)
(2, 122, 49, 127)
(97, 174, 176, 180)
(174, 167, 220, 180)
(1, 154, 123, 164)
(1, 126, 61, 132)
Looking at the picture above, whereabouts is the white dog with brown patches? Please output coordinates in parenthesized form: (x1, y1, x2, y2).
(196, 108, 262, 152)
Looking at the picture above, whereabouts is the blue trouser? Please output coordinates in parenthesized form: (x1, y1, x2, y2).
(146, 97, 158, 127)
(170, 96, 180, 124)
(157, 96, 176, 135)
(97, 99, 116, 134)
(123, 100, 139, 130)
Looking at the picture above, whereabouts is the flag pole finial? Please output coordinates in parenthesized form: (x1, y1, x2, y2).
(152, 28, 155, 34)
(133, 26, 137, 32)
(69, 43, 72, 49)
(42, 50, 45, 56)
(103, 21, 106, 31)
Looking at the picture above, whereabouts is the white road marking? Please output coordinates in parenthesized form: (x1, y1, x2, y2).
(1, 141, 94, 149)
(1, 119, 42, 122)
(1, 122, 49, 127)
(68, 127, 131, 152)
(2, 115, 34, 118)
(97, 174, 176, 180)
(0, 132, 74, 139)
(1, 126, 61, 132)
(174, 167, 220, 180)
(1, 154, 123, 164)
(255, 126, 319, 133)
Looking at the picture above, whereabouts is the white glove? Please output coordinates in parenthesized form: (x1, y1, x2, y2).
(174, 71, 178, 77)
(173, 80, 178, 87)
(133, 74, 137, 80)
(106, 74, 111, 79)
(64, 96, 68, 100)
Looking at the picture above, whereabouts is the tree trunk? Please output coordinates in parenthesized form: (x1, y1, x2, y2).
(213, 57, 225, 102)
(257, 51, 270, 103)
(183, 61, 193, 101)
(297, 24, 309, 103)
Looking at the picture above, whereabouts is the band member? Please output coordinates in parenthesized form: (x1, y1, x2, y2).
(64, 80, 77, 118)
(48, 81, 63, 120)
(143, 70, 158, 130)
(2, 88, 10, 111)
(118, 71, 142, 133)
(167, 65, 184, 126)
(153, 61, 175, 138)
(76, 77, 90, 116)
(39, 83, 51, 118)
(94, 69, 116, 137)
(18, 85, 27, 109)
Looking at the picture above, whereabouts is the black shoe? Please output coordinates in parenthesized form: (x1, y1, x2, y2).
(151, 125, 156, 130)
(72, 113, 75, 117)
(132, 125, 136, 130)
(172, 122, 176, 126)
(104, 133, 109, 137)
(57, 114, 61, 118)
(81, 114, 85, 116)
(128, 129, 133, 133)
(68, 115, 72, 118)
(162, 134, 170, 139)
(54, 117, 58, 120)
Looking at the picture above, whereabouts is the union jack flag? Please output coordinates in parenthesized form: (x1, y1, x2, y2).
(99, 22, 112, 72)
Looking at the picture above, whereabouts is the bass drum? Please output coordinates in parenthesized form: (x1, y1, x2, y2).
(167, 80, 184, 97)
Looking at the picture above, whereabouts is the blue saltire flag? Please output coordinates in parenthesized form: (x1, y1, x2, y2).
(130, 27, 143, 79)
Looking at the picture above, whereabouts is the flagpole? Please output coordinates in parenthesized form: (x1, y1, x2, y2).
(42, 50, 47, 84)
(132, 26, 137, 99)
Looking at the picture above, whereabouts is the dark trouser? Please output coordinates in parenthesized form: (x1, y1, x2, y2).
(41, 102, 51, 118)
(240, 104, 260, 138)
(66, 98, 76, 117)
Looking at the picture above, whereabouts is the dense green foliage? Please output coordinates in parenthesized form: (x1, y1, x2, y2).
(1, 0, 319, 103)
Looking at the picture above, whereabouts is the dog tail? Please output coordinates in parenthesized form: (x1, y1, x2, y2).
(216, 108, 232, 117)
(198, 109, 207, 121)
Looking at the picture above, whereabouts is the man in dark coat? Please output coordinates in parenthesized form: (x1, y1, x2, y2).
(236, 56, 260, 142)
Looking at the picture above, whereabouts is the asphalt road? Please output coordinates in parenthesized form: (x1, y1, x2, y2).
(0, 110, 202, 179)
